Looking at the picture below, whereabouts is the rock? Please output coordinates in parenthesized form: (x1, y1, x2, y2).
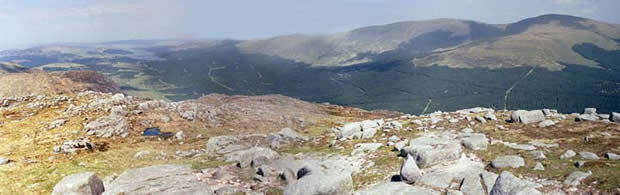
(0, 157, 9, 165)
(574, 161, 585, 168)
(354, 182, 439, 195)
(611, 112, 620, 123)
(528, 140, 559, 148)
(180, 111, 195, 121)
(447, 190, 464, 195)
(393, 139, 408, 151)
(388, 135, 400, 143)
(352, 143, 382, 155)
(386, 121, 403, 130)
(481, 171, 498, 192)
(461, 128, 474, 133)
(103, 164, 213, 195)
(460, 175, 485, 195)
(416, 171, 454, 189)
(597, 114, 610, 120)
(578, 152, 599, 160)
(475, 116, 487, 123)
(133, 151, 150, 159)
(53, 138, 94, 154)
(160, 116, 171, 123)
(576, 114, 599, 121)
(83, 114, 129, 138)
(584, 108, 597, 115)
(537, 120, 555, 128)
(284, 166, 353, 195)
(400, 155, 422, 184)
(490, 171, 541, 195)
(519, 110, 545, 124)
(223, 147, 280, 168)
(449, 119, 459, 123)
(529, 151, 546, 160)
(410, 120, 423, 126)
(605, 152, 620, 160)
(48, 119, 67, 129)
(533, 162, 545, 171)
(267, 128, 309, 148)
(484, 112, 498, 121)
(563, 171, 592, 186)
(401, 134, 462, 167)
(337, 120, 383, 139)
(457, 107, 494, 113)
(175, 131, 184, 140)
(205, 136, 245, 156)
(52, 172, 104, 195)
(491, 155, 525, 168)
(460, 133, 488, 150)
(560, 150, 576, 159)
(502, 142, 536, 151)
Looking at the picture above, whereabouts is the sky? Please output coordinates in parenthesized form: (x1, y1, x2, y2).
(0, 0, 619, 50)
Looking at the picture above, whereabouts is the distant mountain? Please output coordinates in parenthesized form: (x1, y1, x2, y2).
(238, 14, 620, 70)
(1, 14, 619, 114)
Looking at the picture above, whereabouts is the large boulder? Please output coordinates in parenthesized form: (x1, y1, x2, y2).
(491, 155, 525, 168)
(584, 108, 597, 115)
(353, 182, 440, 195)
(336, 120, 383, 139)
(284, 166, 353, 195)
(511, 110, 545, 124)
(563, 171, 592, 186)
(52, 172, 104, 195)
(103, 164, 213, 195)
(460, 133, 488, 150)
(223, 147, 280, 168)
(83, 114, 129, 138)
(205, 136, 246, 156)
(401, 133, 462, 167)
(400, 155, 422, 184)
(611, 112, 620, 123)
(490, 171, 541, 195)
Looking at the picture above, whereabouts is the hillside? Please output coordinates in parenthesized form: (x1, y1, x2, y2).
(239, 14, 620, 70)
(0, 86, 618, 194)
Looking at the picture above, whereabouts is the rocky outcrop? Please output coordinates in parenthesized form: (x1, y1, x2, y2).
(401, 133, 462, 167)
(52, 172, 104, 195)
(283, 165, 353, 195)
(103, 165, 213, 195)
(491, 155, 525, 168)
(563, 171, 592, 186)
(511, 110, 545, 124)
(490, 171, 541, 195)
(83, 114, 129, 138)
(336, 119, 384, 140)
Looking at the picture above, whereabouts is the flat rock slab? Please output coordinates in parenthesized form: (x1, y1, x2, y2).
(578, 152, 600, 160)
(490, 171, 541, 195)
(354, 182, 440, 195)
(52, 172, 104, 195)
(103, 164, 213, 195)
(491, 155, 525, 168)
(564, 171, 592, 186)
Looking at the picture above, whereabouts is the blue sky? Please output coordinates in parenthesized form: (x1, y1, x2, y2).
(0, 0, 618, 49)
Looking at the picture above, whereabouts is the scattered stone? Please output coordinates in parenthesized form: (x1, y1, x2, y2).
(563, 171, 592, 186)
(574, 161, 585, 168)
(133, 151, 151, 159)
(605, 152, 620, 160)
(460, 175, 485, 195)
(160, 116, 171, 123)
(528, 140, 559, 148)
(490, 171, 541, 195)
(611, 112, 620, 123)
(461, 128, 474, 133)
(481, 171, 498, 192)
(103, 165, 213, 195)
(475, 116, 487, 123)
(352, 143, 382, 155)
(353, 182, 439, 195)
(484, 112, 497, 121)
(48, 119, 67, 129)
(83, 114, 129, 138)
(537, 120, 555, 128)
(388, 135, 400, 143)
(400, 155, 422, 184)
(205, 136, 245, 156)
(584, 108, 597, 115)
(529, 151, 546, 160)
(180, 111, 195, 121)
(578, 152, 600, 160)
(53, 138, 94, 154)
(336, 120, 383, 139)
(576, 114, 599, 122)
(223, 147, 280, 168)
(0, 157, 9, 165)
(449, 119, 459, 123)
(502, 142, 536, 151)
(410, 120, 423, 126)
(533, 162, 545, 171)
(52, 172, 104, 195)
(460, 133, 488, 150)
(175, 131, 184, 140)
(491, 155, 525, 168)
(560, 150, 576, 159)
